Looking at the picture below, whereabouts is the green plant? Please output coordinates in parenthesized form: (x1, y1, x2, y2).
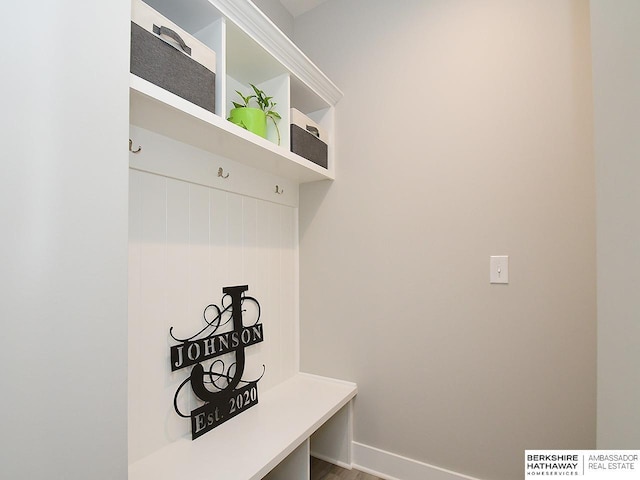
(230, 84, 281, 145)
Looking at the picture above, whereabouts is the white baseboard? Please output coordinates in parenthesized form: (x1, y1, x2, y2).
(310, 451, 352, 471)
(352, 442, 485, 480)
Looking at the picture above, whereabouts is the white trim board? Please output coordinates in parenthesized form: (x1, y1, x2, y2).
(352, 442, 486, 480)
(311, 451, 352, 471)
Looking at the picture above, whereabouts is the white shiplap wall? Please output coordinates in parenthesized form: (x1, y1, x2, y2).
(128, 132, 298, 463)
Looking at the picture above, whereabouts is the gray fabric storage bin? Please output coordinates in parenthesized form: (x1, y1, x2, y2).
(290, 124, 328, 169)
(290, 108, 328, 169)
(130, 0, 215, 114)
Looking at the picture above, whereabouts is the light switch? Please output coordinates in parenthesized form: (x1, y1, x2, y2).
(490, 256, 509, 284)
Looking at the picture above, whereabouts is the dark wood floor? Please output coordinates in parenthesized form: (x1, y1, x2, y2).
(310, 457, 383, 480)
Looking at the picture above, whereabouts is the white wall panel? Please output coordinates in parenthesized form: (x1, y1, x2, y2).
(128, 162, 297, 463)
(592, 0, 640, 448)
(2, 2, 130, 477)
(280, 206, 297, 378)
(266, 202, 284, 386)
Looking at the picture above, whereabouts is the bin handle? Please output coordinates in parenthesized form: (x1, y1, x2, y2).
(153, 24, 192, 56)
(306, 125, 320, 138)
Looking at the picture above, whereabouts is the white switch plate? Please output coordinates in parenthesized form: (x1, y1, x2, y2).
(490, 256, 509, 284)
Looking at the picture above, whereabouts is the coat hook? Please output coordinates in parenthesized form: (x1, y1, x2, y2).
(129, 139, 142, 154)
(217, 167, 229, 179)
(275, 185, 284, 195)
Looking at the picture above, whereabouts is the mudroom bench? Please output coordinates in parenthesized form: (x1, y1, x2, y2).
(128, 373, 357, 480)
(128, 2, 353, 479)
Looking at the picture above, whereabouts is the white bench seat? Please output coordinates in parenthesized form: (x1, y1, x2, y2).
(128, 373, 357, 480)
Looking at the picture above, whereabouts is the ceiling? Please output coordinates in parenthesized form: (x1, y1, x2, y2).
(278, 0, 328, 17)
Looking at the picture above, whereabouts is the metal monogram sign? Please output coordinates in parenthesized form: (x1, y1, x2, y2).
(170, 285, 264, 440)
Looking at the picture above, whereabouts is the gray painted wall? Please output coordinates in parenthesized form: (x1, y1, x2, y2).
(591, 0, 640, 449)
(253, 0, 295, 38)
(0, 1, 130, 478)
(295, 1, 596, 479)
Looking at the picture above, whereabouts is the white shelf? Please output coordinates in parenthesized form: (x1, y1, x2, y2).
(133, 0, 341, 183)
(130, 75, 334, 183)
(128, 373, 357, 480)
(143, 0, 342, 107)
